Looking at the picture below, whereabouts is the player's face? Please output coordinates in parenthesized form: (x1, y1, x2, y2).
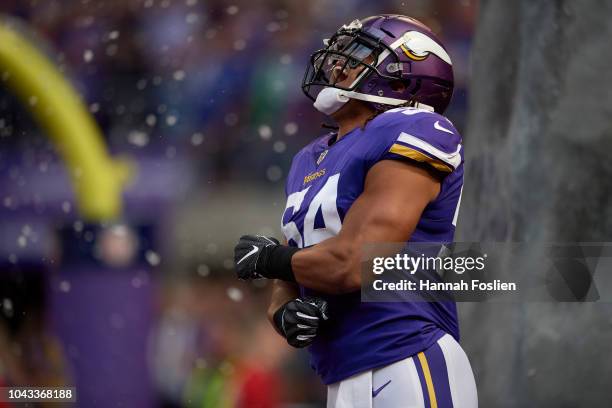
(329, 54, 375, 88)
(317, 35, 376, 89)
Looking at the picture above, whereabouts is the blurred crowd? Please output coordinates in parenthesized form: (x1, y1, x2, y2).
(0, 0, 476, 406)
(1, 0, 474, 185)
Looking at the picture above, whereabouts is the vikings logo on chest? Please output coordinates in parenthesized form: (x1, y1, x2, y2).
(303, 169, 326, 185)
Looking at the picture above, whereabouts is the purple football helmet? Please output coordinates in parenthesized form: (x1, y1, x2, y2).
(302, 15, 454, 113)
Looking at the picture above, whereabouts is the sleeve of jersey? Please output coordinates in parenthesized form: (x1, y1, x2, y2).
(379, 112, 463, 174)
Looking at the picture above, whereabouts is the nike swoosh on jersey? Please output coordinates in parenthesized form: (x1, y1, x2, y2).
(372, 380, 392, 398)
(237, 245, 259, 264)
(434, 120, 454, 134)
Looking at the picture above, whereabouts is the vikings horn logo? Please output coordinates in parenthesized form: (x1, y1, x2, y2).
(399, 31, 452, 65)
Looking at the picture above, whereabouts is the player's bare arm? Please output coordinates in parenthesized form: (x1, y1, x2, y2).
(267, 280, 299, 332)
(265, 279, 329, 348)
(265, 240, 329, 348)
(266, 238, 300, 330)
(291, 159, 440, 293)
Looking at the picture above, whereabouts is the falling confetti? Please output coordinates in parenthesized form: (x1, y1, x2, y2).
(197, 264, 210, 277)
(258, 125, 272, 140)
(227, 287, 243, 302)
(59, 280, 71, 293)
(173, 70, 186, 81)
(145, 250, 161, 266)
(2, 298, 13, 317)
(273, 141, 286, 153)
(284, 122, 298, 135)
(191, 133, 204, 146)
(83, 49, 94, 62)
(166, 115, 178, 126)
(73, 221, 84, 232)
(128, 130, 149, 147)
(186, 13, 199, 24)
(266, 165, 283, 182)
(17, 236, 27, 248)
(62, 201, 72, 213)
(146, 114, 157, 127)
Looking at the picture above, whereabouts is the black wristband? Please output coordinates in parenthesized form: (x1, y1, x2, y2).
(256, 245, 300, 282)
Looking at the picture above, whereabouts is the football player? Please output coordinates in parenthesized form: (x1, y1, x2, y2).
(235, 15, 477, 407)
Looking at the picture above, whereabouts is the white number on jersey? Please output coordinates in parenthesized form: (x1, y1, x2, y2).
(281, 174, 342, 248)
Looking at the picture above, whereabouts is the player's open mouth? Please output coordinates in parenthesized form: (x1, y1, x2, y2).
(331, 66, 349, 84)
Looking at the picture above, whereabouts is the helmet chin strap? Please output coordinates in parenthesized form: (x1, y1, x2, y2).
(313, 87, 435, 116)
(338, 90, 435, 112)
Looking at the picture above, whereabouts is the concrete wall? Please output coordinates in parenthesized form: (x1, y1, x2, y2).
(457, 1, 612, 405)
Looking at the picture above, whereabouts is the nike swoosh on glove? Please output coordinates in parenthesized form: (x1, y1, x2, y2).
(234, 235, 280, 280)
(273, 297, 329, 348)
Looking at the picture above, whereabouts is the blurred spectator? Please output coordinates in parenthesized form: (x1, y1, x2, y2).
(0, 0, 476, 187)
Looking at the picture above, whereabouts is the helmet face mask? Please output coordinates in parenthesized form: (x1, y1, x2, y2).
(303, 29, 401, 101)
(302, 15, 454, 114)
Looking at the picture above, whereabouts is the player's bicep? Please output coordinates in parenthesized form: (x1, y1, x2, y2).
(291, 158, 442, 294)
(338, 159, 440, 243)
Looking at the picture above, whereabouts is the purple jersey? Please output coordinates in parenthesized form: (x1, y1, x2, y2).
(281, 107, 464, 384)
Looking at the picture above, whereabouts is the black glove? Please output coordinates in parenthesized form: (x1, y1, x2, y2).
(234, 235, 299, 281)
(273, 297, 329, 348)
(234, 235, 280, 280)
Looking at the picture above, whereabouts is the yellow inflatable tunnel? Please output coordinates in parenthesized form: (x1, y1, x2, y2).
(0, 18, 131, 221)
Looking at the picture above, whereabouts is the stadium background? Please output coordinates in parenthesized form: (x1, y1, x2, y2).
(1, 0, 611, 407)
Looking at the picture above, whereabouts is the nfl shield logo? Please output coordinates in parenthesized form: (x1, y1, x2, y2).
(317, 149, 328, 166)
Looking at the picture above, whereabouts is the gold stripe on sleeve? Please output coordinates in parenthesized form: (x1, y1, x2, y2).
(389, 144, 453, 173)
